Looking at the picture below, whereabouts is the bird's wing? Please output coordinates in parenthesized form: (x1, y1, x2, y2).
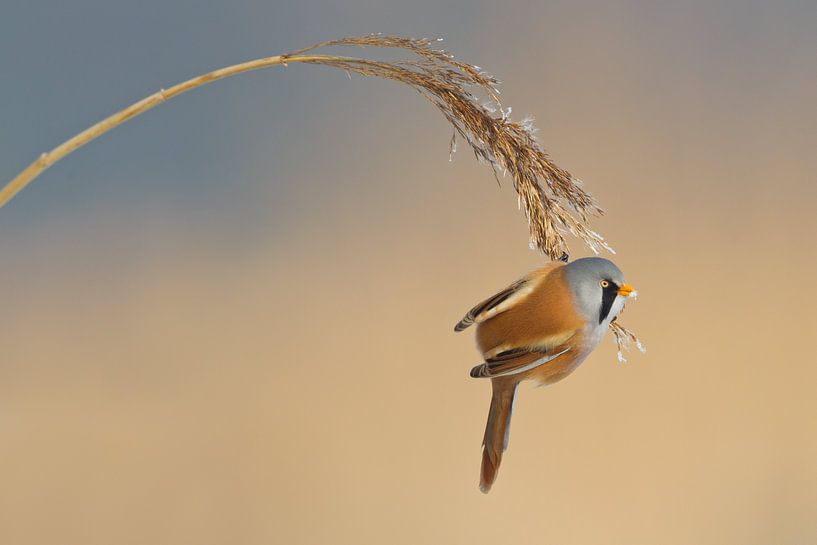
(472, 329, 577, 378)
(454, 277, 536, 332)
(470, 345, 572, 378)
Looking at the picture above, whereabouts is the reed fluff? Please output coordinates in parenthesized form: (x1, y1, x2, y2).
(291, 35, 612, 260)
(611, 320, 647, 364)
(0, 34, 640, 353)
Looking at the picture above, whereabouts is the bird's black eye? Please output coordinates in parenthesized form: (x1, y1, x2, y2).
(600, 280, 610, 289)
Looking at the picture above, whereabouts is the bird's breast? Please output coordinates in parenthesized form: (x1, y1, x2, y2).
(527, 324, 609, 386)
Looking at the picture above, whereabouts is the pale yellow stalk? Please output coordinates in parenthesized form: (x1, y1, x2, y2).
(0, 53, 347, 209)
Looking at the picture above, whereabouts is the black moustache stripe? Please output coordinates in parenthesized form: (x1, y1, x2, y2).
(599, 286, 618, 324)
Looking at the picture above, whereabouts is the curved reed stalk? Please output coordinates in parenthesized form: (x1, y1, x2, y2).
(0, 34, 612, 260)
(0, 53, 338, 210)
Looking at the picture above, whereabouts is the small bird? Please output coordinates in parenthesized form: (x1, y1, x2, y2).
(455, 257, 637, 493)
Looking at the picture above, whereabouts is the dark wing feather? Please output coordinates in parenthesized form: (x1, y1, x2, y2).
(454, 278, 528, 332)
(470, 346, 571, 378)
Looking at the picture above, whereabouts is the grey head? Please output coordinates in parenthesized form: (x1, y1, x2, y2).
(564, 257, 633, 326)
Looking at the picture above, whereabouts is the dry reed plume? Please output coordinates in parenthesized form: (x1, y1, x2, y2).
(0, 34, 642, 356)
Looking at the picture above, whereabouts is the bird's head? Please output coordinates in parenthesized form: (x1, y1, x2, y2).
(565, 257, 637, 326)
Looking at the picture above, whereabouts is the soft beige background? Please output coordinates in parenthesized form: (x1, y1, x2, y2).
(1, 2, 816, 544)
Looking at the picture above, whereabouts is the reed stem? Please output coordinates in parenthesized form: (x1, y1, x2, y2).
(0, 53, 357, 209)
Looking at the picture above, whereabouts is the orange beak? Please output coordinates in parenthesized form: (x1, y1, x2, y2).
(618, 283, 637, 298)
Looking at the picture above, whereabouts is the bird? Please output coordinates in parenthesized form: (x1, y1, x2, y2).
(455, 257, 637, 493)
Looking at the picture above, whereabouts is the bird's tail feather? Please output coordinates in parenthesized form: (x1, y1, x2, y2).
(480, 380, 518, 493)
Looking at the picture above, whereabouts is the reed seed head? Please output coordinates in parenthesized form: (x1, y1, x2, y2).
(287, 35, 611, 260)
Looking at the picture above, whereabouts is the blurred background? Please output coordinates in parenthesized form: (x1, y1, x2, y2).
(1, 1, 815, 544)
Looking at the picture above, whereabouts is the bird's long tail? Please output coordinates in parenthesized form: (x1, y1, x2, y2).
(480, 380, 518, 493)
